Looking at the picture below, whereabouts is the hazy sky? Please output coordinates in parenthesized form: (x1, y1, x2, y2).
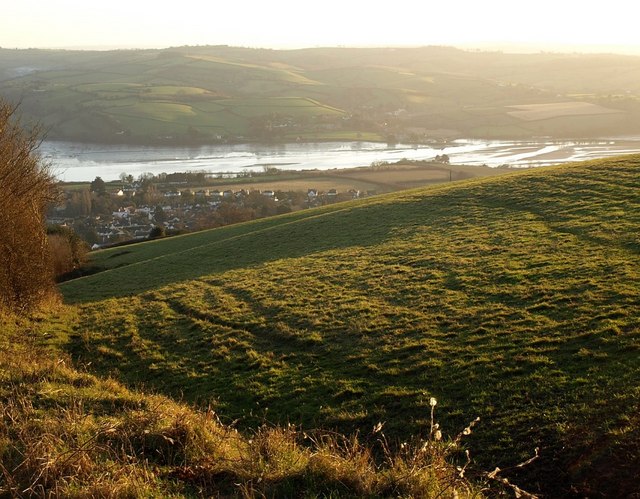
(2, 0, 639, 53)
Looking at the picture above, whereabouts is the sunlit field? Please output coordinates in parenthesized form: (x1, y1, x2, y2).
(61, 155, 640, 496)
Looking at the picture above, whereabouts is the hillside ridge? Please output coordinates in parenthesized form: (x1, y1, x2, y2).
(4, 46, 640, 143)
(61, 155, 640, 496)
(61, 168, 523, 302)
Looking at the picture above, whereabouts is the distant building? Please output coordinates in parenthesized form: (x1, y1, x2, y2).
(112, 211, 128, 220)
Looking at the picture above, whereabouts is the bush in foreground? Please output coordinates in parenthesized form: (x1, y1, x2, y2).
(0, 100, 58, 313)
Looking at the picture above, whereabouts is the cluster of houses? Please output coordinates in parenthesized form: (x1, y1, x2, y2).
(158, 188, 273, 201)
(50, 185, 366, 248)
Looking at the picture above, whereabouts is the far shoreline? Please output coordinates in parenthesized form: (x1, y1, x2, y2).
(41, 132, 640, 150)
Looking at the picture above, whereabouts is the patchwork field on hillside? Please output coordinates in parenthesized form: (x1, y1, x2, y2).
(4, 46, 640, 143)
(507, 101, 622, 121)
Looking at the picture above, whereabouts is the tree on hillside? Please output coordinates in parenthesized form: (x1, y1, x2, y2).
(148, 225, 166, 239)
(153, 205, 166, 224)
(65, 190, 92, 217)
(435, 154, 450, 164)
(47, 225, 89, 279)
(90, 176, 106, 194)
(119, 172, 134, 184)
(0, 101, 58, 312)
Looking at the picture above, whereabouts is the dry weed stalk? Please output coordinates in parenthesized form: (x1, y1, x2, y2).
(484, 448, 540, 499)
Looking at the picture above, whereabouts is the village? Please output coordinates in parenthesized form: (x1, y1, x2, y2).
(47, 174, 365, 248)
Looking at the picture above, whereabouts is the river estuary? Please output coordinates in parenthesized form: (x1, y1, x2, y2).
(41, 138, 640, 182)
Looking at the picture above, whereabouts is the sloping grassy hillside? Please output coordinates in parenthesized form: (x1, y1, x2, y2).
(1, 311, 478, 497)
(62, 156, 640, 496)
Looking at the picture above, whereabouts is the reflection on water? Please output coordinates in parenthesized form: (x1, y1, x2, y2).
(41, 138, 640, 182)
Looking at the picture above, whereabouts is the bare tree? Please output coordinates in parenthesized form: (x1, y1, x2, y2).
(0, 100, 59, 313)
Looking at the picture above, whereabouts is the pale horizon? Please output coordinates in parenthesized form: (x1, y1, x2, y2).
(3, 0, 640, 56)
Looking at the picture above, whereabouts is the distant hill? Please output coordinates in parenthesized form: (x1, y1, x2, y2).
(61, 155, 640, 496)
(2, 46, 640, 144)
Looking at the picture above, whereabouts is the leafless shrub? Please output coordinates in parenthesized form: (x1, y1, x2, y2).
(47, 227, 89, 279)
(0, 100, 59, 312)
(48, 233, 75, 277)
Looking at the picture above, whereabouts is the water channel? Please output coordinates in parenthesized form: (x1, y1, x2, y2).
(41, 138, 640, 182)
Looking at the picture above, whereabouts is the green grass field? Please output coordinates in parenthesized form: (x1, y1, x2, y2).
(60, 155, 640, 496)
(3, 311, 479, 497)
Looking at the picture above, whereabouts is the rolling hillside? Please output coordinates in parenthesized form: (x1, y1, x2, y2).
(2, 311, 480, 497)
(3, 46, 640, 144)
(60, 155, 640, 496)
